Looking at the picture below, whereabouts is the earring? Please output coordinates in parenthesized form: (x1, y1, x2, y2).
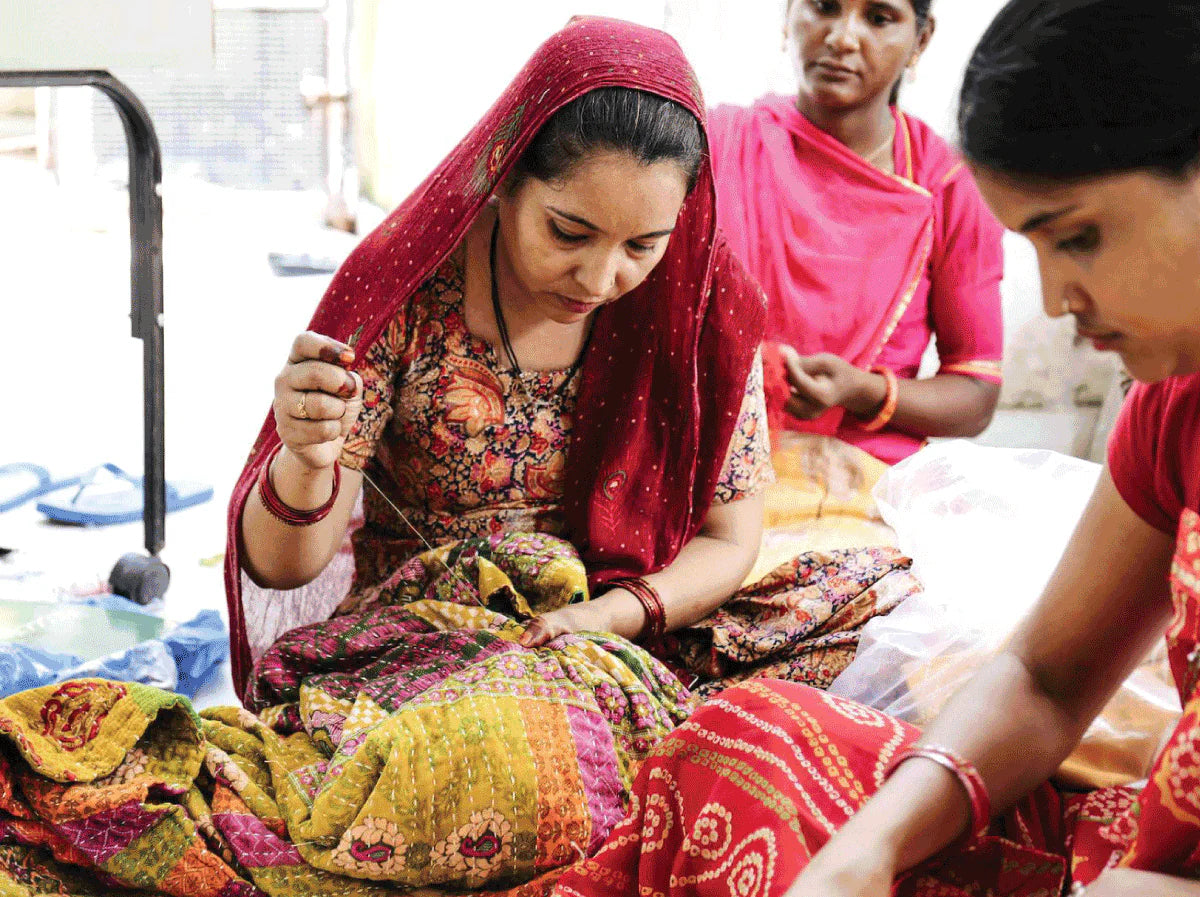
(1061, 299, 1072, 315)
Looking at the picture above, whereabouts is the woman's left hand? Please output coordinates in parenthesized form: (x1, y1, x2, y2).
(519, 595, 634, 647)
(782, 347, 887, 420)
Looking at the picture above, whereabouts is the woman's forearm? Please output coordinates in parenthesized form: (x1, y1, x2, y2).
(239, 448, 362, 589)
(650, 535, 758, 629)
(857, 372, 999, 438)
(818, 476, 1175, 880)
(844, 652, 1094, 873)
(523, 493, 766, 648)
(621, 493, 765, 634)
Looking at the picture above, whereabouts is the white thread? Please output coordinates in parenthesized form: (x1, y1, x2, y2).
(359, 467, 484, 608)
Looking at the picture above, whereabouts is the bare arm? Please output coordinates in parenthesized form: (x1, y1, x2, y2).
(240, 332, 366, 589)
(608, 492, 765, 634)
(788, 469, 1175, 895)
(856, 370, 999, 438)
(520, 491, 764, 646)
(783, 350, 1000, 438)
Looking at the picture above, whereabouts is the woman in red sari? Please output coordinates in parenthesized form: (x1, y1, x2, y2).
(216, 16, 915, 891)
(228, 16, 917, 720)
(712, 0, 1005, 566)
(232, 26, 770, 679)
(556, 2, 1200, 895)
(220, 20, 783, 888)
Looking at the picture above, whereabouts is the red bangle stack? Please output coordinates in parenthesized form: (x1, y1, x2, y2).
(884, 742, 991, 844)
(860, 366, 899, 432)
(607, 577, 666, 643)
(257, 443, 341, 526)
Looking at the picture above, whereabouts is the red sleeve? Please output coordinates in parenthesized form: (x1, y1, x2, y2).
(1107, 380, 1184, 534)
(929, 166, 1005, 384)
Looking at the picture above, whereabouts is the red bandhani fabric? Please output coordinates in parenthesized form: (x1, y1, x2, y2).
(555, 381, 1200, 895)
(554, 681, 1069, 897)
(224, 16, 767, 701)
(555, 378, 1200, 897)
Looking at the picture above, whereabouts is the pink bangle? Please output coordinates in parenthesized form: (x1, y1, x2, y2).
(257, 443, 340, 526)
(884, 743, 991, 845)
(607, 577, 666, 643)
(860, 367, 899, 432)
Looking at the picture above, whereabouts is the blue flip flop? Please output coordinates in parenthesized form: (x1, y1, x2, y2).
(36, 463, 213, 526)
(0, 463, 83, 513)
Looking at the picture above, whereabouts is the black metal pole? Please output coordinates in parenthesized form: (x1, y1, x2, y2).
(0, 70, 165, 555)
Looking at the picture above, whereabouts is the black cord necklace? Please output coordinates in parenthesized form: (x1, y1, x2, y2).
(489, 219, 523, 375)
(488, 218, 589, 396)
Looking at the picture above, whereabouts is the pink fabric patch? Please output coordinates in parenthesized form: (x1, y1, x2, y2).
(213, 813, 304, 867)
(57, 802, 168, 864)
(565, 704, 624, 852)
(218, 879, 267, 897)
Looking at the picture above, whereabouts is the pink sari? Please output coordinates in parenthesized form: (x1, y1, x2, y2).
(709, 95, 1003, 464)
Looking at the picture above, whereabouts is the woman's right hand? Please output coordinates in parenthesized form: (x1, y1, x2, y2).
(273, 332, 364, 471)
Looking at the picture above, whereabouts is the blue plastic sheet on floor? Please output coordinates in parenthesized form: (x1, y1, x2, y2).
(0, 601, 227, 698)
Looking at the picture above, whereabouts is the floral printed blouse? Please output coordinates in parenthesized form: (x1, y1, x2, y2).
(340, 247, 773, 590)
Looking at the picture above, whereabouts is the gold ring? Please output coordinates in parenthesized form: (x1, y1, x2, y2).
(296, 394, 309, 420)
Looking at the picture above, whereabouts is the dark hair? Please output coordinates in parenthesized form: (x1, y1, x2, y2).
(510, 87, 704, 193)
(959, 0, 1200, 180)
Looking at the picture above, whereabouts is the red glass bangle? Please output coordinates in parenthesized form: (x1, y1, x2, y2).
(860, 366, 899, 432)
(885, 743, 992, 844)
(257, 443, 340, 527)
(607, 577, 666, 643)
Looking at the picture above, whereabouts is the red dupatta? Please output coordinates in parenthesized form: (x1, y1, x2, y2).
(708, 96, 935, 438)
(223, 16, 767, 701)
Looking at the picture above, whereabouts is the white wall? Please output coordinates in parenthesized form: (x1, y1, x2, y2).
(356, 0, 1001, 192)
(0, 0, 211, 70)
(355, 1, 667, 206)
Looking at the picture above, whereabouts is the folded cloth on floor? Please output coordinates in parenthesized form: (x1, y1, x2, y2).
(0, 600, 226, 698)
(744, 432, 898, 586)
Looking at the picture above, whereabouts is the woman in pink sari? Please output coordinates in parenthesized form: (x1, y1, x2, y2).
(713, 0, 1005, 568)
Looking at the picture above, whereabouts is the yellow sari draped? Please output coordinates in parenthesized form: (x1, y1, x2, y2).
(746, 432, 899, 585)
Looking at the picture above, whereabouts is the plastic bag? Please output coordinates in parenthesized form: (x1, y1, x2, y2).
(0, 597, 226, 699)
(828, 441, 1180, 788)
